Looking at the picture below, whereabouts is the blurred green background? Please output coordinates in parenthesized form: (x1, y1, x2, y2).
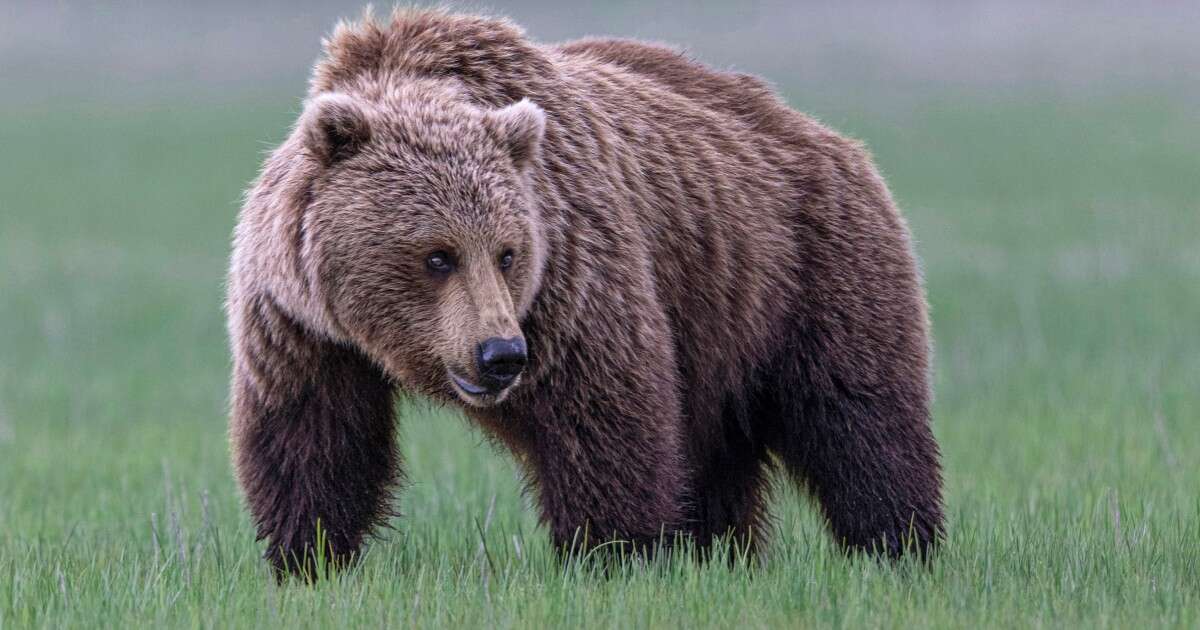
(1, 2, 1198, 627)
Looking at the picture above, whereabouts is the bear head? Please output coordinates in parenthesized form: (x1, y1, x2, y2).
(233, 84, 548, 408)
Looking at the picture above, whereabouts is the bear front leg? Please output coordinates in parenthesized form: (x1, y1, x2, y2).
(229, 293, 400, 579)
(529, 393, 688, 557)
(522, 333, 688, 558)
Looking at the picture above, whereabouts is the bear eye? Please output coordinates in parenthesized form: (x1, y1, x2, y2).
(499, 250, 515, 271)
(426, 251, 456, 274)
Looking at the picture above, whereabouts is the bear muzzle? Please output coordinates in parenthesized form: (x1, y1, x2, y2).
(445, 336, 527, 406)
(475, 336, 527, 391)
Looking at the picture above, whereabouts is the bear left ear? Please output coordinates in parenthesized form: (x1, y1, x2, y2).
(487, 98, 546, 170)
(301, 92, 373, 166)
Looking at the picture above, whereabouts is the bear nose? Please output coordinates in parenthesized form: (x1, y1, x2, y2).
(476, 336, 527, 391)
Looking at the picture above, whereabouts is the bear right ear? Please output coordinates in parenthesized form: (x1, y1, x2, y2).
(301, 92, 372, 165)
(486, 98, 546, 170)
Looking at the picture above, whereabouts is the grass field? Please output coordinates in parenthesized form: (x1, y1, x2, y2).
(1, 88, 1198, 628)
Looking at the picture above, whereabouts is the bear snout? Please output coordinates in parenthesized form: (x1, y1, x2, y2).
(475, 336, 527, 391)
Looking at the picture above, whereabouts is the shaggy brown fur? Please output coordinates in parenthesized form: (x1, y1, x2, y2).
(227, 8, 944, 578)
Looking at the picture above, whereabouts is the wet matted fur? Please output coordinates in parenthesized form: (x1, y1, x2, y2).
(227, 8, 944, 578)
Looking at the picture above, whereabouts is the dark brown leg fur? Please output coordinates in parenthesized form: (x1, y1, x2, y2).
(231, 295, 400, 579)
(688, 458, 772, 559)
(685, 401, 774, 558)
(525, 394, 688, 557)
(767, 340, 944, 558)
(516, 323, 689, 559)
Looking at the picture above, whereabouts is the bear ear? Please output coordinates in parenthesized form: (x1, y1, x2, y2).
(301, 92, 373, 165)
(487, 98, 546, 170)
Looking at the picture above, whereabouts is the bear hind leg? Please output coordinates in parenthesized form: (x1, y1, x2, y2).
(687, 450, 773, 561)
(767, 352, 945, 559)
(685, 398, 776, 560)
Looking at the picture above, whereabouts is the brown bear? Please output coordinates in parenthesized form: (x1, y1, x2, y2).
(227, 8, 944, 578)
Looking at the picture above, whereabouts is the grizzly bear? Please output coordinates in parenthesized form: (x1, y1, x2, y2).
(227, 8, 943, 577)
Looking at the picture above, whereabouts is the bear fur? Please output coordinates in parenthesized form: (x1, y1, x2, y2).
(227, 8, 944, 577)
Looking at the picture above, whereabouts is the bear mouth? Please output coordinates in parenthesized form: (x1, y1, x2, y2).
(446, 369, 516, 407)
(448, 371, 490, 396)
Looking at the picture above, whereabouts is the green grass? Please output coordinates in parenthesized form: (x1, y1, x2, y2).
(1, 89, 1198, 628)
